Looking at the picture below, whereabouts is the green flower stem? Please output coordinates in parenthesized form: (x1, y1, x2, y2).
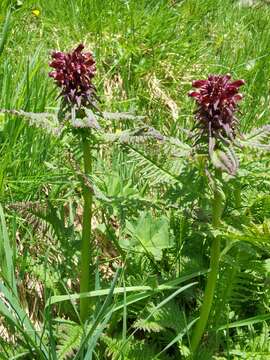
(190, 179, 224, 354)
(234, 183, 242, 209)
(80, 133, 93, 322)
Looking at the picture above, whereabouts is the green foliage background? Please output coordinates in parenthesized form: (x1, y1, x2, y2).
(0, 0, 269, 359)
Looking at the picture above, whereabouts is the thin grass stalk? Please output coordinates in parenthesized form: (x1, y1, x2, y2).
(80, 132, 93, 321)
(0, 8, 11, 57)
(190, 173, 224, 354)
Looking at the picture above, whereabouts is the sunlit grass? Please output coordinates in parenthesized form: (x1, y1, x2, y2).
(0, 0, 269, 358)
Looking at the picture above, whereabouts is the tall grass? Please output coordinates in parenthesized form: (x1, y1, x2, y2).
(0, 0, 270, 358)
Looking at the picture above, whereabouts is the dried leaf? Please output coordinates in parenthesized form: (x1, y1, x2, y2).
(148, 75, 179, 120)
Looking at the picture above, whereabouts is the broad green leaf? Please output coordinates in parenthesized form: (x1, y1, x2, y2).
(123, 211, 172, 260)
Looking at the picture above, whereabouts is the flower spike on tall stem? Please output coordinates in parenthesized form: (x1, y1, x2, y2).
(49, 44, 97, 321)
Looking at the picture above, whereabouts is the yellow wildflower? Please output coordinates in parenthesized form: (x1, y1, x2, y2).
(32, 9, 41, 17)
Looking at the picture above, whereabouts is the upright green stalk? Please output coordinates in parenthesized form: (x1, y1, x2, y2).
(234, 182, 242, 209)
(80, 133, 93, 321)
(190, 177, 224, 354)
(48, 43, 98, 321)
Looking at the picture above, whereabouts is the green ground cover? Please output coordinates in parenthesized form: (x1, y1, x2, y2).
(0, 0, 270, 359)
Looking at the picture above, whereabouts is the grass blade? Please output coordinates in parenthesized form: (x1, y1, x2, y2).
(0, 204, 17, 296)
(0, 8, 11, 57)
(218, 314, 270, 330)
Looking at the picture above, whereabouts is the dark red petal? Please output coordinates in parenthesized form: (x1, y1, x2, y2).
(233, 94, 243, 101)
(229, 79, 245, 87)
(49, 60, 64, 68)
(192, 80, 208, 88)
(74, 43, 84, 53)
(188, 91, 200, 98)
(51, 51, 66, 59)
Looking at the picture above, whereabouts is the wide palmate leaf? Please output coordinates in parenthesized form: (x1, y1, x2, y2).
(122, 211, 172, 260)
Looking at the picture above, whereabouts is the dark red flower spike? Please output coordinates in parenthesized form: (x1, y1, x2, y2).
(189, 74, 245, 142)
(49, 44, 96, 108)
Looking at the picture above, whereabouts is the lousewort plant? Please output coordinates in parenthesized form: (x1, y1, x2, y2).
(188, 74, 245, 354)
(189, 74, 245, 143)
(49, 44, 98, 321)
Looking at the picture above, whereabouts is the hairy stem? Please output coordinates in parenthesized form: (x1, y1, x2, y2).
(190, 179, 224, 354)
(80, 133, 93, 322)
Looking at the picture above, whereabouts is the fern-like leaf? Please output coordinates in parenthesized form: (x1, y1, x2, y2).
(126, 146, 179, 186)
(240, 125, 270, 151)
(211, 146, 239, 176)
(103, 126, 164, 144)
(102, 112, 146, 121)
(0, 109, 60, 135)
(133, 319, 164, 333)
(57, 323, 83, 360)
(6, 201, 56, 241)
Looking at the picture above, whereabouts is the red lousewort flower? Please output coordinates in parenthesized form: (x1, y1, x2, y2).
(49, 44, 96, 108)
(189, 74, 245, 141)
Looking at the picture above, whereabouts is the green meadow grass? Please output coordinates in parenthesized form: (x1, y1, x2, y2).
(0, 0, 269, 202)
(0, 0, 269, 201)
(0, 0, 270, 358)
